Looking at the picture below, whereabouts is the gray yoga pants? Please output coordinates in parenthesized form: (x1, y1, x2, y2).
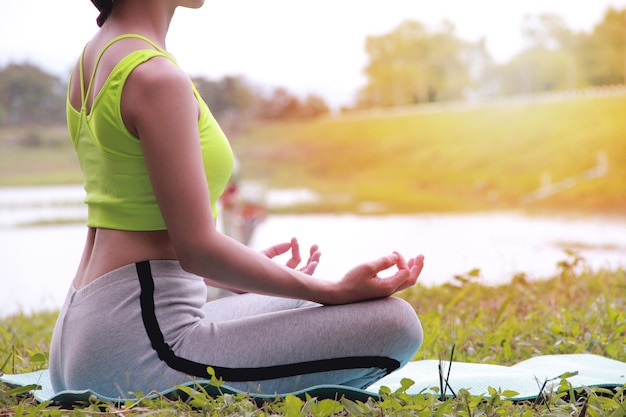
(49, 260, 423, 397)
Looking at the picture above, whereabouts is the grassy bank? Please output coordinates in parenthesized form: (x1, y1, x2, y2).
(1, 95, 625, 216)
(233, 95, 626, 216)
(1, 254, 625, 415)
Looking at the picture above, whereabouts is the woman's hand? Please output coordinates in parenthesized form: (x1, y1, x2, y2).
(261, 237, 321, 275)
(328, 252, 424, 304)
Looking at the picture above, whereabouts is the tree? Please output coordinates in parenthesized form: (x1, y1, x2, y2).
(494, 13, 588, 94)
(193, 76, 329, 127)
(356, 20, 489, 108)
(497, 47, 576, 94)
(0, 63, 66, 126)
(256, 87, 302, 120)
(578, 7, 626, 86)
(192, 75, 259, 137)
(520, 13, 577, 52)
(193, 75, 256, 118)
(254, 88, 330, 120)
(298, 94, 330, 118)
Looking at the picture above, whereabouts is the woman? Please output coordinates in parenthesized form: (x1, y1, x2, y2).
(49, 0, 425, 397)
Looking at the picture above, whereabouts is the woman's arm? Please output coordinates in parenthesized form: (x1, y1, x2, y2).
(203, 237, 321, 293)
(121, 57, 423, 305)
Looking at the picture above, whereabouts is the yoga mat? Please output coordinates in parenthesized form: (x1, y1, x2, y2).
(2, 354, 625, 406)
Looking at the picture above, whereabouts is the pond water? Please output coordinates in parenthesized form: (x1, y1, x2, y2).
(1, 185, 625, 318)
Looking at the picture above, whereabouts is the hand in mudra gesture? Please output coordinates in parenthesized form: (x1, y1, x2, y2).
(261, 239, 424, 305)
(261, 237, 321, 275)
(331, 252, 424, 305)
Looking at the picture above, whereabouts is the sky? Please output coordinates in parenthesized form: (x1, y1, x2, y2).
(1, 0, 625, 108)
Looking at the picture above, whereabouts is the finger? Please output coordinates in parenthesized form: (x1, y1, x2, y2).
(367, 253, 399, 275)
(285, 237, 302, 269)
(408, 254, 424, 269)
(378, 268, 411, 293)
(395, 256, 425, 292)
(310, 250, 321, 265)
(372, 268, 413, 295)
(307, 246, 321, 265)
(393, 251, 408, 270)
(295, 245, 321, 275)
(261, 241, 292, 259)
(308, 244, 319, 259)
(300, 261, 319, 275)
(410, 255, 425, 274)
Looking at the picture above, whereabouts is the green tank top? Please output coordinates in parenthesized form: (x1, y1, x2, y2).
(67, 34, 234, 231)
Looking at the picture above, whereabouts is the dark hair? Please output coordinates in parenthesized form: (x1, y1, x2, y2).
(91, 0, 113, 27)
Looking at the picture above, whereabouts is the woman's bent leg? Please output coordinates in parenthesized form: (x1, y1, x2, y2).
(177, 293, 423, 393)
(50, 261, 423, 396)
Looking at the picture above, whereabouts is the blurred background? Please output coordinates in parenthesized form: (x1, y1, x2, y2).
(0, 1, 625, 317)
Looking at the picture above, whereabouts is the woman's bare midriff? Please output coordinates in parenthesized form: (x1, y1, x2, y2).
(73, 227, 179, 290)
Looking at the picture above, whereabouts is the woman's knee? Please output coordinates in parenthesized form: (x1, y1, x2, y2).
(384, 297, 424, 354)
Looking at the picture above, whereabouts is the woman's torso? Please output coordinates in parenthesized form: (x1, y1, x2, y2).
(69, 33, 232, 289)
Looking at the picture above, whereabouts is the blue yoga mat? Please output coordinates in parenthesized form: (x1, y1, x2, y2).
(2, 354, 625, 406)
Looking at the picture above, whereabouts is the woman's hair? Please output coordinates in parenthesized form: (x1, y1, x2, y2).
(90, 0, 113, 27)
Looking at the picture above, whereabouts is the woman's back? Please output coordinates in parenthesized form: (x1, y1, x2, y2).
(68, 30, 234, 290)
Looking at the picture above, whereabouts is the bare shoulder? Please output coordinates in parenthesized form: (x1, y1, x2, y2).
(126, 56, 192, 97)
(121, 56, 197, 135)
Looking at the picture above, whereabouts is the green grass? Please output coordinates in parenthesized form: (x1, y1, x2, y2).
(1, 253, 625, 415)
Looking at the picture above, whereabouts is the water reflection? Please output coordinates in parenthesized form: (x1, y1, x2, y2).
(1, 185, 625, 318)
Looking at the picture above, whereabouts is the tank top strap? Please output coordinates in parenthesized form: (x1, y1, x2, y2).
(78, 45, 88, 112)
(79, 34, 169, 111)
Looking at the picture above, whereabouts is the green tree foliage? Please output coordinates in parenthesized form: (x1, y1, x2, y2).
(498, 9, 626, 95)
(578, 7, 626, 86)
(521, 13, 578, 51)
(192, 77, 330, 130)
(497, 14, 582, 94)
(358, 7, 626, 108)
(498, 47, 577, 94)
(1, 7, 624, 120)
(193, 75, 257, 119)
(0, 63, 65, 126)
(192, 75, 258, 136)
(357, 20, 492, 108)
(0, 65, 328, 132)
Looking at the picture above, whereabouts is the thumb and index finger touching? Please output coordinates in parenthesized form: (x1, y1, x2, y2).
(368, 252, 424, 275)
(367, 251, 425, 291)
